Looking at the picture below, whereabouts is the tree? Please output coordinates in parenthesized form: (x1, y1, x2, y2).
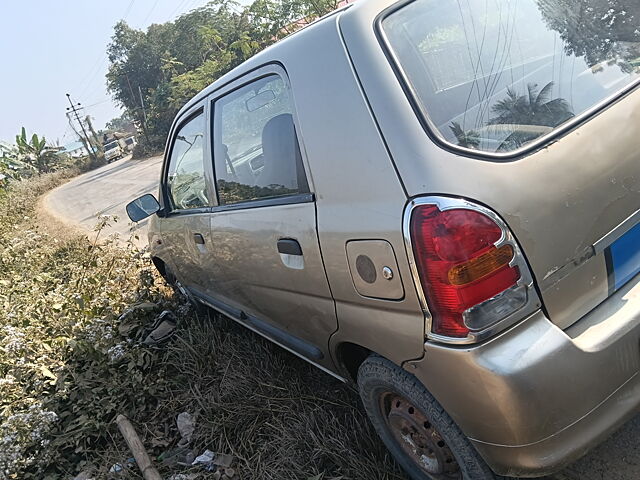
(105, 112, 136, 133)
(15, 127, 61, 173)
(488, 82, 574, 151)
(537, 0, 640, 72)
(449, 122, 480, 149)
(0, 143, 32, 186)
(106, 0, 345, 148)
(84, 116, 105, 163)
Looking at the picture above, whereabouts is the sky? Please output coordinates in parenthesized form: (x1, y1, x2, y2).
(0, 0, 222, 146)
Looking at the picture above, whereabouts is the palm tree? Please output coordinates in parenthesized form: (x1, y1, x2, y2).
(449, 121, 481, 149)
(489, 81, 574, 151)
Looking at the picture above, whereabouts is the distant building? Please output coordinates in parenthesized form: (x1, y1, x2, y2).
(62, 141, 91, 158)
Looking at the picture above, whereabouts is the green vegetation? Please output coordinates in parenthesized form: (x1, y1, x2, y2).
(14, 128, 60, 174)
(104, 112, 136, 133)
(1, 127, 105, 189)
(107, 0, 343, 150)
(0, 144, 30, 186)
(0, 172, 401, 479)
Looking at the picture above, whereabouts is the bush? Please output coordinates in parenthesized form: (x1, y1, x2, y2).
(0, 172, 167, 478)
(131, 136, 164, 160)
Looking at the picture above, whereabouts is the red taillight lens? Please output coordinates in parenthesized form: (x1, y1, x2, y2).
(410, 205, 521, 338)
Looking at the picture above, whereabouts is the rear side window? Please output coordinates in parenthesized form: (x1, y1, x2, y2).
(166, 112, 209, 210)
(381, 0, 640, 154)
(212, 74, 309, 206)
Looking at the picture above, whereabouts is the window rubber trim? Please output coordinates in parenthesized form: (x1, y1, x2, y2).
(163, 193, 315, 218)
(208, 65, 314, 210)
(374, 0, 640, 162)
(212, 193, 315, 213)
(160, 107, 210, 214)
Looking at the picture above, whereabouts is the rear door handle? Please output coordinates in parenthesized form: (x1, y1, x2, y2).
(193, 233, 205, 245)
(277, 238, 302, 256)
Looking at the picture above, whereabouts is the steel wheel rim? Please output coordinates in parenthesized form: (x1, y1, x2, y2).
(380, 392, 461, 479)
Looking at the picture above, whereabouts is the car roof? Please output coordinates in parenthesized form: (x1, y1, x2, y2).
(175, 2, 359, 120)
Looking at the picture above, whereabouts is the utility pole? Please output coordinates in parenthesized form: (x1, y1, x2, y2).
(65, 93, 98, 163)
(121, 71, 150, 143)
(138, 85, 148, 125)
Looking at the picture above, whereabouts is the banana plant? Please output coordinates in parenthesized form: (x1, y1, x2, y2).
(0, 141, 34, 185)
(15, 127, 60, 173)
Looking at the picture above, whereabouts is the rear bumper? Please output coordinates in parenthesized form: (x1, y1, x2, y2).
(471, 371, 639, 477)
(407, 274, 640, 477)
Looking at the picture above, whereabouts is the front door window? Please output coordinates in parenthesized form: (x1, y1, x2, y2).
(212, 75, 309, 205)
(166, 111, 209, 210)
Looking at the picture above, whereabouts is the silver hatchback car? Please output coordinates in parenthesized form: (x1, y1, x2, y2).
(127, 1, 640, 478)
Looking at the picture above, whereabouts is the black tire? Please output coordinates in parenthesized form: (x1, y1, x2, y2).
(358, 355, 497, 480)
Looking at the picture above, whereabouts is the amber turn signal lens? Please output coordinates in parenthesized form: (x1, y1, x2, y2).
(448, 245, 514, 286)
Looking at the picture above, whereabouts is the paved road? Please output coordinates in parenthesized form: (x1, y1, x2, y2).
(44, 155, 163, 247)
(42, 155, 639, 479)
(555, 414, 640, 480)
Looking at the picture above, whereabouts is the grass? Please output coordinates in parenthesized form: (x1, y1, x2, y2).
(0, 171, 405, 479)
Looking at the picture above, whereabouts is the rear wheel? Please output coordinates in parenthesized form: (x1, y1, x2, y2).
(357, 355, 497, 480)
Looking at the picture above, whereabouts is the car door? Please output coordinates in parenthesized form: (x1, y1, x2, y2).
(158, 103, 217, 292)
(194, 65, 337, 367)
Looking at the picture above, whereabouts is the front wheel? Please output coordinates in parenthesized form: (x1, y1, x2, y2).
(357, 355, 497, 480)
(163, 265, 208, 317)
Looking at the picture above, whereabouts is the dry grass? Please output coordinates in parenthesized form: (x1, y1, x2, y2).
(100, 312, 407, 480)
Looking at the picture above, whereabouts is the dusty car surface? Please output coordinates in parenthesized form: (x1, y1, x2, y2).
(127, 0, 640, 478)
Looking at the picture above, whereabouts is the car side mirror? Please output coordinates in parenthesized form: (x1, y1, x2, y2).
(126, 194, 160, 222)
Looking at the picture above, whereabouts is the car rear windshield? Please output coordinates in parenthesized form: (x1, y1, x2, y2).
(381, 0, 640, 154)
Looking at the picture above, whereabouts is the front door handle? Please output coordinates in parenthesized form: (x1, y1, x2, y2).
(277, 238, 302, 256)
(193, 233, 205, 245)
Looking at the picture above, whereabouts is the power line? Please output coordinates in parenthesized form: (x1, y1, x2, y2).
(83, 98, 113, 109)
(142, 0, 161, 25)
(122, 0, 136, 19)
(186, 0, 205, 13)
(169, 0, 193, 20)
(60, 125, 77, 144)
(74, 0, 138, 97)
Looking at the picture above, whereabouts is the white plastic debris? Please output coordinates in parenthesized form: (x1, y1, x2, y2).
(192, 449, 215, 465)
(177, 411, 195, 443)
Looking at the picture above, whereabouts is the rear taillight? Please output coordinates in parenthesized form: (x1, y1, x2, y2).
(407, 198, 533, 342)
